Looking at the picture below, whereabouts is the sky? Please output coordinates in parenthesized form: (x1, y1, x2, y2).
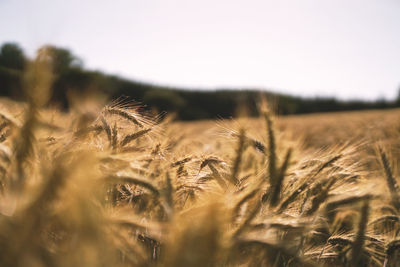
(1, 0, 399, 100)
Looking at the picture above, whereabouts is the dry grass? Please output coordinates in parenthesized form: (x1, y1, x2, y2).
(0, 54, 400, 266)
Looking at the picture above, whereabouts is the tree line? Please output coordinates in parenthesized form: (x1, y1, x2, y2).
(0, 42, 399, 120)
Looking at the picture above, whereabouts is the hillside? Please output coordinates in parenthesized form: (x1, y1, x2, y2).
(1, 43, 399, 121)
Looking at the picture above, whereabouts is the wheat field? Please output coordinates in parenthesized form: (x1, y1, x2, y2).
(0, 56, 400, 267)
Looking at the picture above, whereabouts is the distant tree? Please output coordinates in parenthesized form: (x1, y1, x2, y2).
(0, 43, 26, 97)
(143, 89, 186, 112)
(33, 45, 88, 107)
(37, 45, 82, 75)
(0, 43, 26, 70)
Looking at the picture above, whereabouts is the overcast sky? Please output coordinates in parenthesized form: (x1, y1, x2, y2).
(1, 0, 399, 100)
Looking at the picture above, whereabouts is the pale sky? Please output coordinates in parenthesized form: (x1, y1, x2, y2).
(1, 0, 400, 100)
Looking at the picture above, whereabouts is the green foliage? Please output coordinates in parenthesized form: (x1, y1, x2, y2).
(0, 41, 399, 119)
(37, 45, 83, 74)
(0, 43, 26, 98)
(143, 89, 186, 112)
(0, 43, 26, 71)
